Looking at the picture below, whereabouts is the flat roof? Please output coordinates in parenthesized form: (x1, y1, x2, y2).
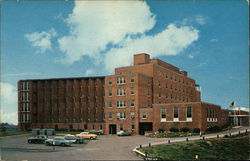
(19, 76, 105, 82)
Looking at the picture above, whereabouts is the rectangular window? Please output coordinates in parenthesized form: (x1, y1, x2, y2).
(131, 112, 135, 119)
(130, 99, 135, 107)
(117, 77, 126, 84)
(108, 101, 112, 108)
(120, 124, 124, 131)
(109, 112, 112, 120)
(116, 100, 126, 108)
(142, 112, 147, 119)
(26, 103, 30, 112)
(186, 106, 192, 122)
(130, 76, 135, 83)
(117, 112, 126, 119)
(108, 79, 112, 85)
(161, 108, 167, 122)
(26, 81, 30, 90)
(92, 124, 95, 130)
(131, 125, 135, 131)
(130, 88, 135, 95)
(173, 107, 179, 121)
(108, 89, 112, 97)
(186, 106, 192, 118)
(117, 88, 126, 96)
(99, 124, 103, 130)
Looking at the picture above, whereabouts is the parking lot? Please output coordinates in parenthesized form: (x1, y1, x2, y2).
(0, 134, 167, 160)
(1, 127, 248, 160)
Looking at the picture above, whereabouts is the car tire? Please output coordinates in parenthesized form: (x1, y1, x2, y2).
(61, 143, 66, 146)
(46, 142, 50, 146)
(28, 140, 32, 144)
(90, 137, 93, 140)
(76, 140, 80, 143)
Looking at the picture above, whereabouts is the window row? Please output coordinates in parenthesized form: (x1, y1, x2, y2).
(108, 112, 135, 120)
(164, 73, 193, 86)
(160, 106, 192, 122)
(20, 103, 30, 112)
(160, 82, 194, 94)
(108, 76, 135, 85)
(108, 88, 135, 97)
(108, 100, 135, 108)
(159, 93, 192, 102)
(207, 108, 217, 118)
(21, 92, 30, 101)
(118, 124, 135, 131)
(20, 81, 30, 91)
(20, 113, 30, 123)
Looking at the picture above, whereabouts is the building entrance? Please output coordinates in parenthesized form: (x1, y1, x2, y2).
(109, 124, 117, 134)
(139, 122, 153, 135)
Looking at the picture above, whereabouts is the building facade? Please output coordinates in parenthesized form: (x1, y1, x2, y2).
(18, 53, 247, 133)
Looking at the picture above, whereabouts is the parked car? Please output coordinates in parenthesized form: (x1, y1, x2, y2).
(45, 137, 72, 146)
(117, 130, 131, 136)
(64, 134, 85, 143)
(75, 132, 97, 140)
(28, 135, 48, 144)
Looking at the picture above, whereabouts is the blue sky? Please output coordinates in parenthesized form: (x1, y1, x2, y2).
(1, 0, 248, 124)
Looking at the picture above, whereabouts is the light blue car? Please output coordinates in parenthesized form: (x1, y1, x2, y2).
(45, 137, 72, 146)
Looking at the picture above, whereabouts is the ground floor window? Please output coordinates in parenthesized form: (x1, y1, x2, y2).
(131, 124, 135, 131)
(120, 124, 124, 131)
(84, 124, 88, 129)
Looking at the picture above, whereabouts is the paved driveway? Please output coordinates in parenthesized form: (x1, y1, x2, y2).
(0, 126, 249, 160)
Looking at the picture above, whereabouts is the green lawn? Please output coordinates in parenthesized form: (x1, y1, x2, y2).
(0, 130, 30, 137)
(139, 135, 250, 160)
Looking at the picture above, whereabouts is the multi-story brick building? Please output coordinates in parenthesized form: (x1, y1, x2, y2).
(18, 77, 105, 131)
(18, 53, 247, 133)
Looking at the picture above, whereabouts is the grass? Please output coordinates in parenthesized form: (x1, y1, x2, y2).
(140, 134, 250, 160)
(0, 130, 30, 137)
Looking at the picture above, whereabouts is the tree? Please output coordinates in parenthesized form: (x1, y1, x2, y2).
(0, 123, 7, 135)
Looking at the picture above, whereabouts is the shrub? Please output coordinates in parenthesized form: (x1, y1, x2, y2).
(193, 128, 200, 133)
(206, 126, 222, 132)
(180, 127, 190, 133)
(158, 128, 164, 133)
(169, 127, 179, 132)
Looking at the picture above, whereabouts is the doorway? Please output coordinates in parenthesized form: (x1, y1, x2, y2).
(109, 124, 117, 134)
(139, 122, 153, 135)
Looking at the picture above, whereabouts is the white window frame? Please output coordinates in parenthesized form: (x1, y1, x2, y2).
(161, 108, 167, 122)
(173, 107, 179, 122)
(116, 100, 126, 108)
(130, 99, 135, 107)
(117, 88, 126, 96)
(142, 112, 147, 119)
(131, 112, 135, 120)
(130, 87, 135, 95)
(186, 106, 192, 122)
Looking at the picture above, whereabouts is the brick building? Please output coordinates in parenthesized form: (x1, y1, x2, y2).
(18, 53, 247, 133)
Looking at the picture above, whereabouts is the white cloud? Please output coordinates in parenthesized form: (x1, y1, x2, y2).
(25, 28, 57, 53)
(56, 1, 200, 73)
(84, 69, 95, 76)
(210, 39, 218, 42)
(57, 1, 156, 64)
(104, 24, 199, 71)
(180, 15, 207, 26)
(195, 15, 206, 25)
(0, 82, 18, 124)
(5, 72, 41, 77)
(188, 54, 194, 59)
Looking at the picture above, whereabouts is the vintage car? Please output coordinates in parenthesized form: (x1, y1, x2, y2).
(45, 137, 72, 146)
(75, 132, 97, 140)
(28, 135, 48, 144)
(117, 130, 131, 136)
(64, 134, 85, 143)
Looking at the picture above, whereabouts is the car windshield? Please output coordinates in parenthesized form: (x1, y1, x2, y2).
(55, 137, 64, 140)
